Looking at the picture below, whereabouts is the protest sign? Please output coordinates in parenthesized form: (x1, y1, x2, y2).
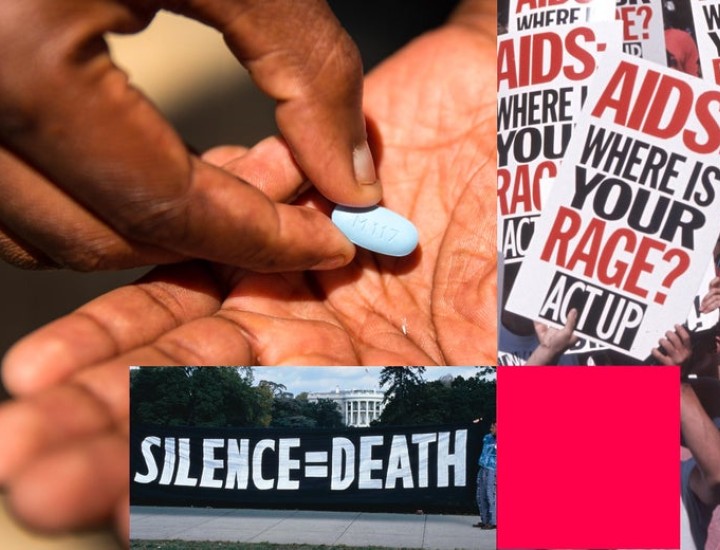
(131, 422, 481, 511)
(507, 0, 611, 32)
(692, 0, 720, 84)
(497, 23, 621, 363)
(507, 0, 665, 64)
(498, 23, 621, 270)
(506, 52, 720, 359)
(615, 0, 666, 63)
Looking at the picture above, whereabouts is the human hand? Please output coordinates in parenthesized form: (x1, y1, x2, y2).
(651, 324, 692, 367)
(0, 366, 129, 543)
(680, 382, 720, 507)
(0, 0, 381, 272)
(4, 0, 496, 376)
(700, 276, 720, 313)
(526, 309, 579, 365)
(0, 0, 496, 541)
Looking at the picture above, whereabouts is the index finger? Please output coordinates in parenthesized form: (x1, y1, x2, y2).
(0, 0, 355, 270)
(674, 324, 691, 348)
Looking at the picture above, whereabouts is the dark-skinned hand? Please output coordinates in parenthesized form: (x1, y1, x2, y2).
(0, 0, 497, 545)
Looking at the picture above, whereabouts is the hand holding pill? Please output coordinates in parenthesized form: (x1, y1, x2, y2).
(0, 0, 376, 272)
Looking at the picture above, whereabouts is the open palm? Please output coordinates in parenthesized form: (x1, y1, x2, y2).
(201, 11, 497, 367)
(0, 1, 496, 543)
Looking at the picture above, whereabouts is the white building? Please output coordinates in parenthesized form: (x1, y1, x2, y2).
(307, 387, 385, 427)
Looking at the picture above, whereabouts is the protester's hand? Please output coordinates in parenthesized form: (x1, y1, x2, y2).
(651, 324, 692, 367)
(700, 276, 720, 313)
(0, 374, 129, 542)
(0, 0, 382, 272)
(680, 382, 720, 507)
(0, 0, 496, 542)
(526, 309, 579, 365)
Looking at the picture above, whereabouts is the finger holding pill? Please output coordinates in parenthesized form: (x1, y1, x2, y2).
(331, 205, 419, 257)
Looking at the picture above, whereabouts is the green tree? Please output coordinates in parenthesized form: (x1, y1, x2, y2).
(377, 367, 426, 424)
(305, 398, 344, 428)
(131, 367, 193, 426)
(379, 367, 425, 400)
(131, 367, 273, 428)
(377, 368, 496, 426)
(268, 393, 343, 428)
(189, 367, 262, 427)
(253, 382, 275, 427)
(450, 372, 496, 424)
(270, 394, 312, 427)
(258, 379, 288, 397)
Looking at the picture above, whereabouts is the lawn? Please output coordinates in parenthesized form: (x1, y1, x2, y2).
(131, 542, 416, 550)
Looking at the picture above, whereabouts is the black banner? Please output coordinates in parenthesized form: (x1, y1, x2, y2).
(131, 423, 483, 512)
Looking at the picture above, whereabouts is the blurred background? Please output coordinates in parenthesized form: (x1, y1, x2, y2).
(0, 1, 459, 399)
(0, 3, 459, 548)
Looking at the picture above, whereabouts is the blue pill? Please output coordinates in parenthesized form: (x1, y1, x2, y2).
(331, 205, 419, 257)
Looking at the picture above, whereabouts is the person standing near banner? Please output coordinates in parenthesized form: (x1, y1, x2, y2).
(474, 420, 497, 530)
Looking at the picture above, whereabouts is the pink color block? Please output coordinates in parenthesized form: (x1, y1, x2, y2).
(497, 366, 680, 549)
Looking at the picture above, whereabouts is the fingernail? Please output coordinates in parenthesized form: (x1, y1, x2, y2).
(312, 255, 350, 270)
(353, 141, 377, 185)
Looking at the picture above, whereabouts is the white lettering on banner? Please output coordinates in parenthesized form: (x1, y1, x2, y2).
(175, 438, 197, 487)
(159, 437, 176, 485)
(385, 435, 414, 489)
(200, 439, 224, 489)
(225, 438, 249, 489)
(253, 439, 275, 490)
(437, 431, 467, 488)
(358, 435, 384, 489)
(134, 436, 161, 484)
(304, 451, 329, 478)
(133, 430, 469, 491)
(331, 438, 355, 490)
(277, 438, 301, 490)
(411, 433, 438, 488)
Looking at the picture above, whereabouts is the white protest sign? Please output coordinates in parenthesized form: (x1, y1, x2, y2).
(508, 0, 666, 64)
(506, 52, 720, 359)
(507, 0, 599, 31)
(615, 0, 666, 63)
(497, 22, 622, 269)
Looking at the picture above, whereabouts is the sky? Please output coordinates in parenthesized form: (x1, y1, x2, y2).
(250, 366, 494, 396)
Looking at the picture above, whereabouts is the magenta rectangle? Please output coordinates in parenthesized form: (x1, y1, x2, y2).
(497, 366, 680, 549)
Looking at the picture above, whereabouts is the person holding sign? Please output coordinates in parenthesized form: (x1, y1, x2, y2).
(649, 322, 720, 549)
(651, 274, 720, 378)
(680, 380, 720, 550)
(526, 308, 580, 365)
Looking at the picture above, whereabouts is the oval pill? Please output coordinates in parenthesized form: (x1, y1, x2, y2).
(331, 205, 419, 257)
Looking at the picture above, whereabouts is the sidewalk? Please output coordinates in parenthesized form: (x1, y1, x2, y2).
(130, 506, 495, 550)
